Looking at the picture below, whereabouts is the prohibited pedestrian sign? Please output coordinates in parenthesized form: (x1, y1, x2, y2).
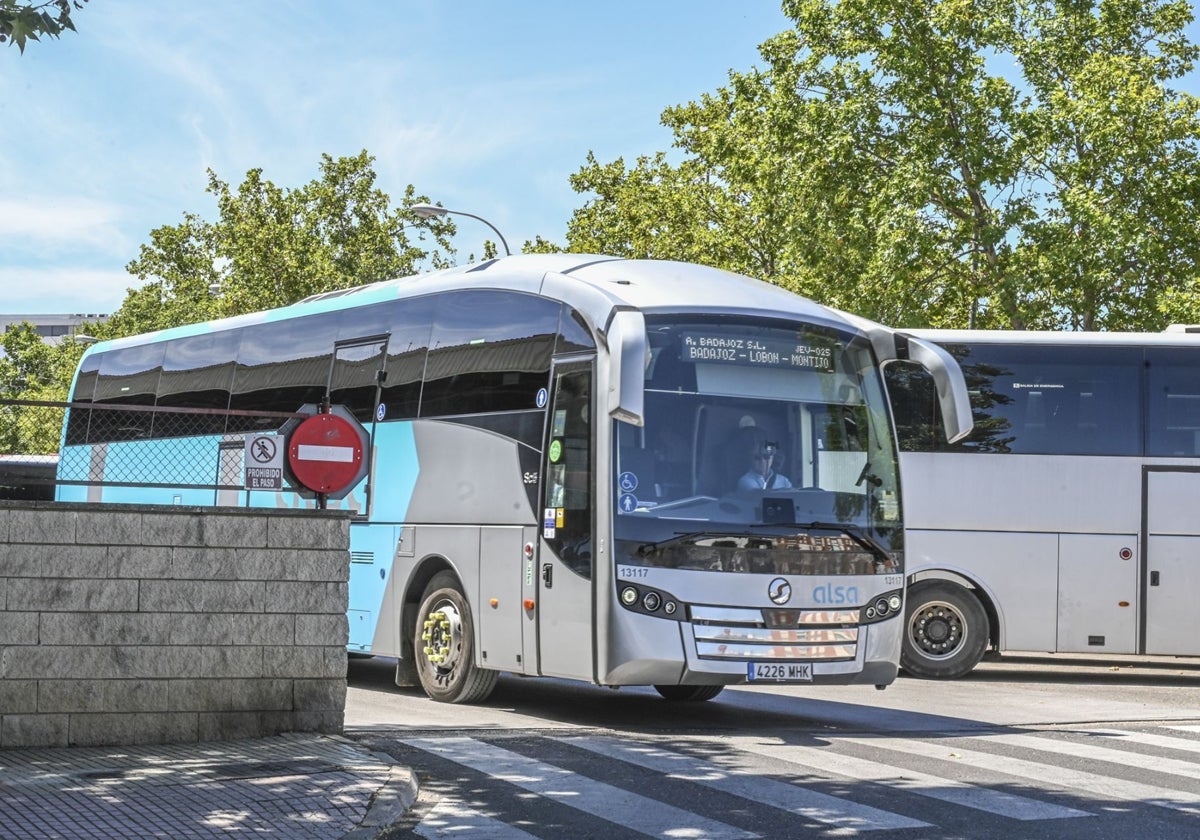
(244, 434, 284, 490)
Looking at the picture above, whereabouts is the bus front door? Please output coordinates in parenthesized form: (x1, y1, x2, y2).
(537, 361, 596, 681)
(1144, 467, 1200, 655)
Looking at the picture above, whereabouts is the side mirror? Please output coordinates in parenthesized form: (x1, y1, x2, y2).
(904, 336, 973, 444)
(605, 308, 646, 426)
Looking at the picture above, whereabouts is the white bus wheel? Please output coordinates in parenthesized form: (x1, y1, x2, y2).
(414, 571, 499, 704)
(900, 580, 988, 679)
(654, 684, 724, 701)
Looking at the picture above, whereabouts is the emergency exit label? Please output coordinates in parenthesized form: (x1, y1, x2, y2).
(244, 435, 284, 490)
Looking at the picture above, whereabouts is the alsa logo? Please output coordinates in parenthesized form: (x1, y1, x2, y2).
(812, 583, 860, 605)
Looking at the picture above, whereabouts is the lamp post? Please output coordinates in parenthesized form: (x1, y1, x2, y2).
(410, 202, 512, 257)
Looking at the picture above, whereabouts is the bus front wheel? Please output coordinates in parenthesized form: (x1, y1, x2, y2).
(414, 571, 499, 703)
(654, 684, 724, 701)
(900, 580, 988, 679)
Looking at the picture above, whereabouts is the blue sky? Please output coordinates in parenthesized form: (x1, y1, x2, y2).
(2, 2, 1199, 318)
(0, 1, 791, 315)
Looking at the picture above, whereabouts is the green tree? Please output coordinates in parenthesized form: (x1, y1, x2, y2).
(0, 323, 86, 453)
(1, 0, 87, 52)
(122, 150, 456, 334)
(565, 0, 1200, 331)
(0, 151, 457, 452)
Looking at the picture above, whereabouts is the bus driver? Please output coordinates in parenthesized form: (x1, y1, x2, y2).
(736, 433, 793, 492)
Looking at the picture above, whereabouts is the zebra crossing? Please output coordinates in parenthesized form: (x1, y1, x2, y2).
(396, 724, 1200, 838)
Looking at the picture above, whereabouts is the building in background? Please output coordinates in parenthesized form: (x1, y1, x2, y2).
(0, 313, 109, 346)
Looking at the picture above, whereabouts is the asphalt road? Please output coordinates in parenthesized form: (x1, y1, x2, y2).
(344, 653, 1200, 838)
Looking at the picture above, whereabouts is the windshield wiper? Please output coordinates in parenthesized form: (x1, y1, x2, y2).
(636, 531, 742, 557)
(750, 520, 891, 563)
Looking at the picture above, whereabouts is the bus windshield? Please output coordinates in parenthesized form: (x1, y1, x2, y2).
(614, 317, 901, 573)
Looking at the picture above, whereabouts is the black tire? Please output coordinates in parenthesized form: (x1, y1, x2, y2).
(653, 684, 725, 701)
(414, 571, 499, 703)
(901, 580, 989, 679)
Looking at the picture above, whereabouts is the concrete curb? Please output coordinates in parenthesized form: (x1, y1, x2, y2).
(337, 736, 420, 839)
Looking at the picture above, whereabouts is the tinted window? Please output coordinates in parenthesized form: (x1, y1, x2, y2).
(229, 313, 339, 429)
(377, 296, 434, 421)
(330, 336, 387, 423)
(889, 343, 1142, 456)
(555, 306, 596, 355)
(156, 330, 241, 436)
(65, 353, 101, 445)
(1147, 348, 1200, 456)
(885, 361, 940, 452)
(421, 291, 559, 417)
(90, 343, 165, 442)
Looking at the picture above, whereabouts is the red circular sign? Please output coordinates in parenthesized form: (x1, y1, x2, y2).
(287, 413, 365, 494)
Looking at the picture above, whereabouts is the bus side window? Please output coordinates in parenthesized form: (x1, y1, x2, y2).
(92, 343, 166, 442)
(329, 337, 388, 424)
(229, 311, 340, 426)
(1147, 348, 1200, 457)
(884, 362, 942, 452)
(422, 290, 559, 418)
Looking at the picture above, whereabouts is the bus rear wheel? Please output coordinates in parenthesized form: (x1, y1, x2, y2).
(414, 571, 498, 704)
(900, 580, 988, 679)
(654, 684, 724, 701)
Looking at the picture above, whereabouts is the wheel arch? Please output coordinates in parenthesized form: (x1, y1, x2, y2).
(400, 555, 461, 659)
(907, 569, 1001, 650)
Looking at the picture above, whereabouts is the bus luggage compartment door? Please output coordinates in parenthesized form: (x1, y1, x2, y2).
(478, 526, 528, 674)
(1144, 468, 1200, 655)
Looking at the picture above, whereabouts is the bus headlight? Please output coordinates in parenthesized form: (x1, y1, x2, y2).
(617, 583, 683, 621)
(859, 589, 903, 625)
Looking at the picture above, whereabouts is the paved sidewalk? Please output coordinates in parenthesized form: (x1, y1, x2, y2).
(0, 733, 417, 839)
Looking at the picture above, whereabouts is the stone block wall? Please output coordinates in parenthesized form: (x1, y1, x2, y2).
(0, 502, 352, 748)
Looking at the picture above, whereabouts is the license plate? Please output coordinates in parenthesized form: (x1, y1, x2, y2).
(747, 662, 813, 682)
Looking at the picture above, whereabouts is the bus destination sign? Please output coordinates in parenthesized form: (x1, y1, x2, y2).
(680, 332, 834, 371)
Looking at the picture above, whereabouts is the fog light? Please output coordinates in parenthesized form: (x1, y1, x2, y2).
(621, 586, 639, 606)
(865, 606, 877, 619)
(664, 601, 677, 616)
(643, 592, 661, 611)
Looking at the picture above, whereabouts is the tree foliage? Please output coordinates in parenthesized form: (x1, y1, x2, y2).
(0, 0, 87, 52)
(565, 0, 1200, 331)
(118, 150, 456, 335)
(0, 151, 459, 453)
(0, 323, 85, 453)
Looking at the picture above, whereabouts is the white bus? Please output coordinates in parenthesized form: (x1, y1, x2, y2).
(58, 255, 971, 701)
(886, 327, 1200, 678)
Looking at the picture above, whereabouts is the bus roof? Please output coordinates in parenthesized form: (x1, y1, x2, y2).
(79, 255, 860, 359)
(905, 328, 1200, 348)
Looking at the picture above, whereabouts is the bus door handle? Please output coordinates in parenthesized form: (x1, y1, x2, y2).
(1150, 571, 1160, 587)
(542, 563, 553, 588)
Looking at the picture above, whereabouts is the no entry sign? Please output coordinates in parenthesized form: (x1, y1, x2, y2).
(287, 412, 365, 495)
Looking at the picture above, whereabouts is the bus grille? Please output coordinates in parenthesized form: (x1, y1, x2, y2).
(689, 605, 859, 661)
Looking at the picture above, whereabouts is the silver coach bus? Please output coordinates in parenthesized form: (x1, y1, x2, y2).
(887, 327, 1200, 678)
(60, 255, 971, 702)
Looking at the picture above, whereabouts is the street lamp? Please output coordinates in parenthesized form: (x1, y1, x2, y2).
(410, 202, 512, 257)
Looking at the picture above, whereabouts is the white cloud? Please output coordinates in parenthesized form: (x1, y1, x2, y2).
(0, 266, 133, 315)
(0, 197, 131, 256)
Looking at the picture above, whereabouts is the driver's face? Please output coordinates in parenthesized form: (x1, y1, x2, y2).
(751, 451, 773, 476)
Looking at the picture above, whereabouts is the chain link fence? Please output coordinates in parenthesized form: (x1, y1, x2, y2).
(0, 399, 311, 500)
